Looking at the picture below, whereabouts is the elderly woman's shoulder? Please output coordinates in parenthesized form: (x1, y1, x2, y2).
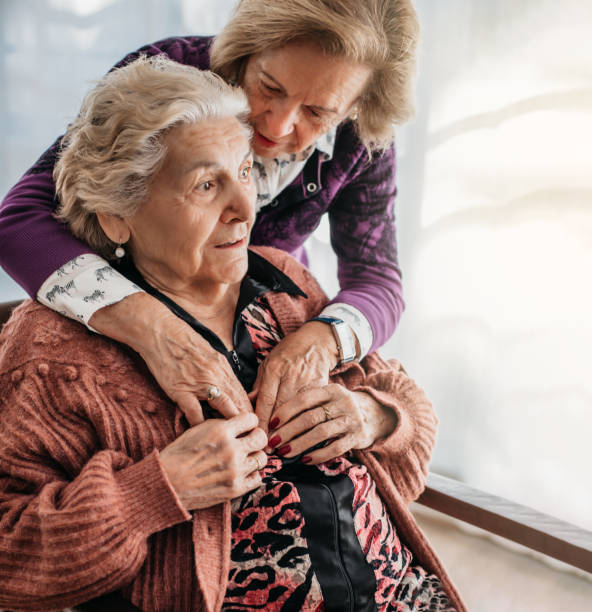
(249, 246, 327, 302)
(0, 300, 115, 370)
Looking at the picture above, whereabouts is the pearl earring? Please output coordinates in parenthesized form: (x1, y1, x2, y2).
(114, 244, 125, 258)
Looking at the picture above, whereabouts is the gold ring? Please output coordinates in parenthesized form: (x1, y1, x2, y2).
(322, 405, 332, 422)
(206, 385, 221, 401)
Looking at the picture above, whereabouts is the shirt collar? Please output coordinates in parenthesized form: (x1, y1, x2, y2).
(245, 249, 307, 299)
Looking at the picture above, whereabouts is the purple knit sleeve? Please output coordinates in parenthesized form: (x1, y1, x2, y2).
(328, 144, 404, 352)
(0, 36, 212, 298)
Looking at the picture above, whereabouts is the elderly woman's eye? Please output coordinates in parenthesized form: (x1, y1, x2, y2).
(196, 180, 214, 192)
(239, 166, 252, 181)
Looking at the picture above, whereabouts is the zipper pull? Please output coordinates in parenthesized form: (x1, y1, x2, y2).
(231, 350, 241, 371)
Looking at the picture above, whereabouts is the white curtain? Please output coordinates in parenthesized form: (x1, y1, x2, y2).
(2, 0, 591, 532)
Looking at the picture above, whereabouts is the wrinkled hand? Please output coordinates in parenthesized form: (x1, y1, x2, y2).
(253, 321, 339, 433)
(90, 292, 251, 426)
(266, 384, 398, 464)
(160, 412, 267, 511)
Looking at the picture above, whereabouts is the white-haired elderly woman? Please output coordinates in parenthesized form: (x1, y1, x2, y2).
(0, 57, 463, 612)
(1, 0, 418, 440)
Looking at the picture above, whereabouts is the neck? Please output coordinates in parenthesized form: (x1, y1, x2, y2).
(134, 263, 241, 347)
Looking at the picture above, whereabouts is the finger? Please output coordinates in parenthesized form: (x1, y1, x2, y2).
(255, 368, 281, 434)
(271, 385, 336, 431)
(301, 435, 353, 465)
(207, 390, 241, 419)
(226, 411, 260, 437)
(241, 469, 263, 495)
(245, 450, 268, 475)
(239, 427, 268, 455)
(175, 391, 204, 426)
(247, 368, 262, 404)
(275, 417, 347, 458)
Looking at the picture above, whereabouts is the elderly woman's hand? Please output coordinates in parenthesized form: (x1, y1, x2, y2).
(91, 293, 252, 426)
(160, 412, 267, 511)
(253, 321, 340, 433)
(265, 384, 398, 464)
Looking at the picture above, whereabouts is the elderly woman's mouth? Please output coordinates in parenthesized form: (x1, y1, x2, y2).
(215, 237, 247, 249)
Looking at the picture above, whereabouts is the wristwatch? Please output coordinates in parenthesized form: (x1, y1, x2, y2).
(310, 316, 357, 366)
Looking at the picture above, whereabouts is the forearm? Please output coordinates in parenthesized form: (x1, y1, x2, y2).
(0, 142, 92, 297)
(89, 290, 175, 354)
(328, 143, 404, 352)
(0, 450, 189, 609)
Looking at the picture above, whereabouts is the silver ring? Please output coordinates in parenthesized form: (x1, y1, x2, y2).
(322, 405, 332, 422)
(206, 385, 221, 401)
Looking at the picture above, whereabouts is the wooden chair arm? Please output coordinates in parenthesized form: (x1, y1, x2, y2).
(417, 472, 592, 573)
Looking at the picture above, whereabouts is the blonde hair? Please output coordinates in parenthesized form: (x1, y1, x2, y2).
(54, 55, 250, 258)
(211, 0, 419, 151)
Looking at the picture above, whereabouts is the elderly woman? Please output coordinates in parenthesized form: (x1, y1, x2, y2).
(0, 0, 418, 435)
(0, 57, 462, 611)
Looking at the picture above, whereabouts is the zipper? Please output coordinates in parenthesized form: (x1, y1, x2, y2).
(230, 350, 241, 372)
(321, 482, 355, 612)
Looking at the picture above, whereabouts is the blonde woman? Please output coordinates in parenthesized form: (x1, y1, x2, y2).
(0, 0, 418, 438)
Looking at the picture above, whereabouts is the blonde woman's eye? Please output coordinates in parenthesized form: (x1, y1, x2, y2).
(240, 166, 252, 181)
(262, 81, 280, 94)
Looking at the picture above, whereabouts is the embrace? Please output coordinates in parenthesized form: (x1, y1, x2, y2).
(0, 1, 465, 611)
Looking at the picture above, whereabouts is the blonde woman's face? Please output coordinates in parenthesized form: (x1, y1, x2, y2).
(241, 42, 371, 158)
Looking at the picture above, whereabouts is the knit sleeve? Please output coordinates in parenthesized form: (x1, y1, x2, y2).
(0, 366, 190, 610)
(334, 354, 437, 504)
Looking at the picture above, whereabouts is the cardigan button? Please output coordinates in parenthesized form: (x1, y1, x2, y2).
(144, 401, 157, 413)
(270, 199, 278, 207)
(115, 389, 128, 402)
(306, 182, 317, 193)
(11, 370, 24, 385)
(64, 366, 78, 381)
(96, 375, 106, 386)
(37, 363, 50, 377)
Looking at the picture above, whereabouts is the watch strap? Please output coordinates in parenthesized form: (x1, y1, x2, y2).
(309, 316, 357, 365)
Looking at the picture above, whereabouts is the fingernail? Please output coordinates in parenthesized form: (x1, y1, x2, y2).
(268, 434, 281, 448)
(269, 417, 280, 430)
(276, 444, 291, 456)
(301, 455, 312, 464)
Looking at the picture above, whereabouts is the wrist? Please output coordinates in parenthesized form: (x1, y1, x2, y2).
(303, 320, 340, 369)
(357, 391, 398, 444)
(89, 292, 173, 355)
(309, 316, 357, 366)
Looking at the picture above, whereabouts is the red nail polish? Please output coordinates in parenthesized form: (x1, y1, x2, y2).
(277, 444, 291, 456)
(268, 434, 281, 448)
(269, 417, 280, 430)
(301, 455, 312, 464)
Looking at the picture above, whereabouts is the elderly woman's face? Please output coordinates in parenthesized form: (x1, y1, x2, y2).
(118, 116, 255, 291)
(242, 42, 372, 158)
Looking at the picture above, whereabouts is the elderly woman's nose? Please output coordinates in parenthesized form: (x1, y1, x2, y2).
(222, 181, 254, 222)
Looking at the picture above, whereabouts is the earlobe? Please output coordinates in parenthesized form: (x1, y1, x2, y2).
(96, 212, 131, 244)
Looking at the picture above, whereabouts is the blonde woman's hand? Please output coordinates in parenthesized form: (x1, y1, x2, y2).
(265, 384, 397, 465)
(159, 412, 268, 511)
(252, 321, 339, 433)
(90, 292, 252, 425)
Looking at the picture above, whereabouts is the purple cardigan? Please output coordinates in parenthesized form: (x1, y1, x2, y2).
(0, 36, 404, 352)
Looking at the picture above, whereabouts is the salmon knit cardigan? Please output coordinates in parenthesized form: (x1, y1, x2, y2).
(0, 246, 465, 611)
